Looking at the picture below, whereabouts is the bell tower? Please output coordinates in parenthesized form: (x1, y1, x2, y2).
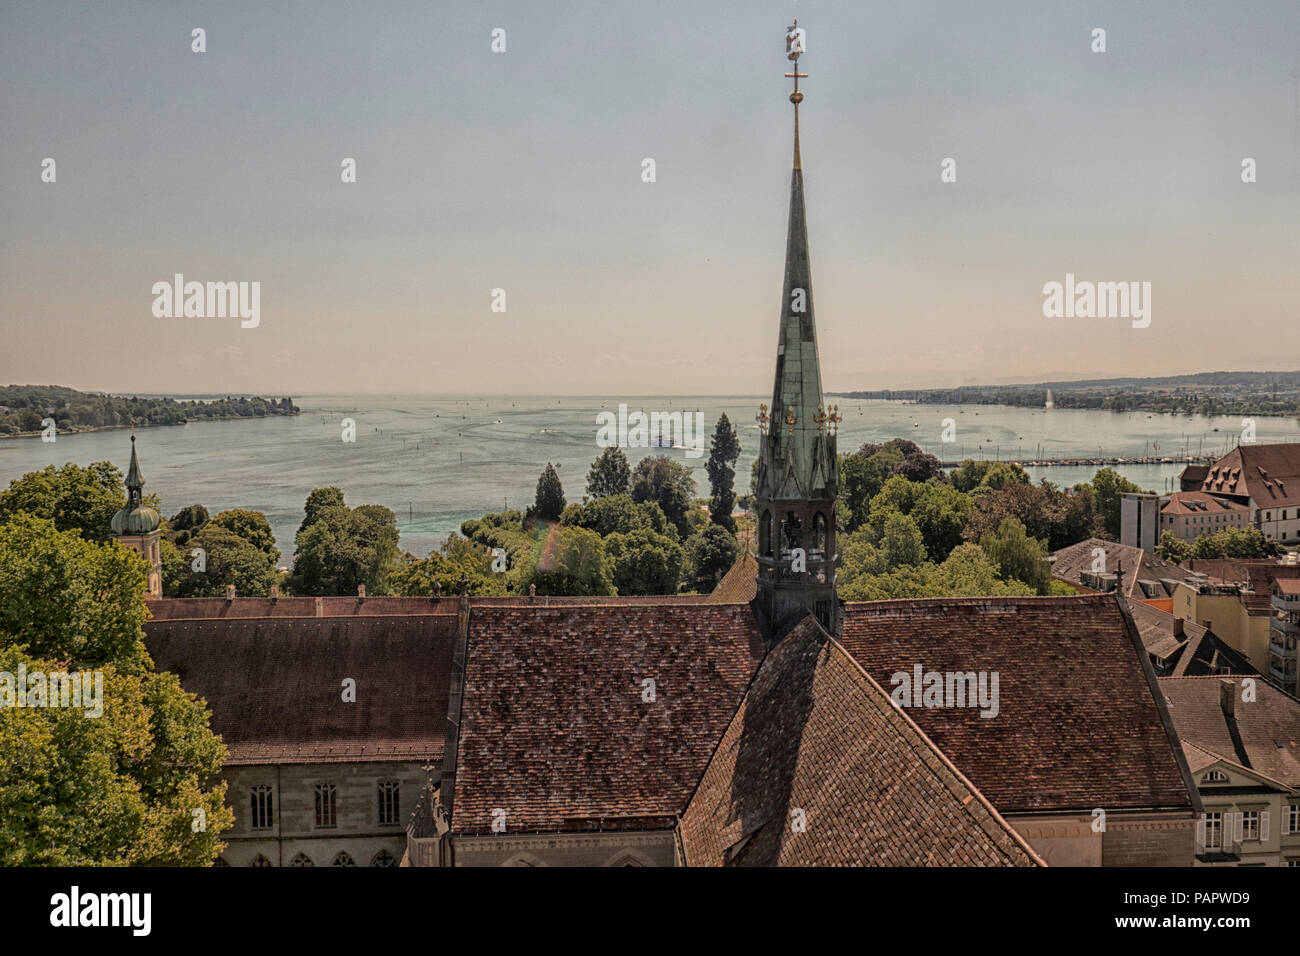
(752, 21, 841, 644)
(110, 431, 164, 597)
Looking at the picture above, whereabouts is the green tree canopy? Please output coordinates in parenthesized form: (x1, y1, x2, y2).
(207, 509, 279, 562)
(0, 461, 127, 543)
(684, 523, 740, 593)
(585, 448, 631, 499)
(631, 455, 697, 538)
(534, 463, 567, 521)
(605, 528, 685, 596)
(289, 491, 402, 595)
(705, 414, 741, 532)
(0, 514, 232, 864)
(979, 516, 1051, 594)
(513, 525, 614, 596)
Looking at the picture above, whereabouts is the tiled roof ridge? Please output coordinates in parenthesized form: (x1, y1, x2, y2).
(812, 624, 1046, 866)
(844, 593, 1114, 611)
(1181, 741, 1297, 793)
(1111, 590, 1204, 814)
(1160, 673, 1300, 705)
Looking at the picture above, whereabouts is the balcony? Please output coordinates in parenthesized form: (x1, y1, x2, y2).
(1272, 593, 1300, 614)
(1270, 635, 1297, 659)
(1271, 615, 1300, 637)
(1195, 836, 1242, 862)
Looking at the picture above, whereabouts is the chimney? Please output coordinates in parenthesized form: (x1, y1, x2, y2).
(1173, 617, 1185, 639)
(529, 583, 536, 602)
(225, 584, 235, 601)
(270, 584, 280, 600)
(1219, 679, 1236, 718)
(314, 597, 324, 617)
(357, 583, 366, 599)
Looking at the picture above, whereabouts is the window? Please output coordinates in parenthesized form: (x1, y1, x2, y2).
(249, 785, 274, 830)
(1241, 810, 1260, 841)
(314, 783, 337, 828)
(378, 780, 400, 826)
(760, 510, 772, 556)
(250, 854, 273, 868)
(1204, 812, 1223, 849)
(1287, 803, 1299, 835)
(1201, 770, 1229, 784)
(290, 852, 314, 867)
(370, 849, 397, 867)
(1287, 859, 1300, 867)
(331, 852, 356, 867)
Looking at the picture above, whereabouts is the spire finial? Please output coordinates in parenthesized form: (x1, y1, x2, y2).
(784, 22, 807, 169)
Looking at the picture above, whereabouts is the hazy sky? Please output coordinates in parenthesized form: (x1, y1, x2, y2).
(1, 0, 1297, 395)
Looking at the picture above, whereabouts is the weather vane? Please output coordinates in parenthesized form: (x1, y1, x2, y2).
(785, 20, 807, 105)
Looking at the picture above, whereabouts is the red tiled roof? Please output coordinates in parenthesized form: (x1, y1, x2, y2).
(1200, 443, 1300, 507)
(705, 550, 759, 604)
(1159, 677, 1300, 788)
(450, 603, 765, 835)
(144, 615, 457, 765)
(1160, 492, 1249, 516)
(680, 619, 1043, 867)
(1049, 537, 1197, 598)
(838, 595, 1196, 814)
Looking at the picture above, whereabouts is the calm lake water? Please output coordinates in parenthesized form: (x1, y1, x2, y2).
(3, 395, 1298, 562)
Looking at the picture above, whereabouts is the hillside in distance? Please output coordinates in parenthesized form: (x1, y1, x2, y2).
(0, 385, 299, 437)
(830, 370, 1300, 417)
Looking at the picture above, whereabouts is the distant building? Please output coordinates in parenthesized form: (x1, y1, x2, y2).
(1121, 492, 1160, 550)
(1158, 491, 1251, 543)
(1269, 578, 1300, 694)
(1191, 443, 1300, 545)
(109, 434, 162, 597)
(1160, 677, 1300, 867)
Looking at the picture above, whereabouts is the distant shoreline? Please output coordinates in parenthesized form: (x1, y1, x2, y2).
(0, 413, 296, 441)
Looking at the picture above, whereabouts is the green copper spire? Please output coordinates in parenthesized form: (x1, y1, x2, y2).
(753, 22, 840, 645)
(111, 431, 162, 536)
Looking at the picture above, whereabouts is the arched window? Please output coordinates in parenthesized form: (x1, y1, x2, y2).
(370, 849, 397, 867)
(249, 854, 273, 867)
(812, 512, 827, 554)
(760, 510, 772, 556)
(1201, 770, 1229, 783)
(781, 512, 802, 554)
(331, 852, 356, 866)
(289, 852, 314, 867)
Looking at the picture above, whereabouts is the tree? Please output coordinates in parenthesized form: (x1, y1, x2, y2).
(170, 504, 209, 533)
(534, 463, 566, 521)
(705, 414, 742, 532)
(1077, 468, 1148, 540)
(880, 511, 927, 567)
(962, 479, 1090, 552)
(297, 486, 346, 537)
(684, 524, 740, 592)
(585, 448, 631, 499)
(289, 491, 402, 595)
(561, 494, 671, 538)
(0, 461, 127, 543)
(605, 528, 685, 595)
(0, 514, 232, 864)
(1188, 527, 1281, 560)
(512, 525, 614, 596)
(631, 456, 697, 538)
(168, 525, 280, 598)
(207, 509, 279, 562)
(1156, 530, 1193, 563)
(388, 534, 509, 597)
(978, 517, 1051, 594)
(950, 460, 1029, 494)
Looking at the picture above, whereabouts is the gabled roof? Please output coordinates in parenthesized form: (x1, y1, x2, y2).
(1049, 537, 1198, 598)
(1160, 492, 1249, 516)
(144, 615, 457, 765)
(838, 595, 1197, 814)
(449, 603, 765, 835)
(679, 619, 1043, 867)
(705, 550, 759, 604)
(1200, 443, 1300, 507)
(1181, 742, 1296, 793)
(1128, 601, 1257, 677)
(1159, 676, 1300, 788)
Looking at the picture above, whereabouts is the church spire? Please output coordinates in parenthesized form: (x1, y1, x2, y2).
(753, 22, 840, 645)
(125, 428, 145, 507)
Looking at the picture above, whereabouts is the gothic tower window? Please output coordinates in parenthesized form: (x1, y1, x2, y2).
(781, 512, 802, 555)
(290, 852, 314, 867)
(314, 783, 337, 828)
(760, 510, 773, 556)
(331, 852, 356, 866)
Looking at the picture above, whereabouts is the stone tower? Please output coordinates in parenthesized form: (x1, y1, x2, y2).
(752, 21, 841, 645)
(110, 433, 163, 597)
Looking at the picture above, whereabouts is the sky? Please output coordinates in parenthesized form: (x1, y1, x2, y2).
(1, 0, 1297, 396)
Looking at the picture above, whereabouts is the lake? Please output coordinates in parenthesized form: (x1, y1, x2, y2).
(3, 395, 1297, 562)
